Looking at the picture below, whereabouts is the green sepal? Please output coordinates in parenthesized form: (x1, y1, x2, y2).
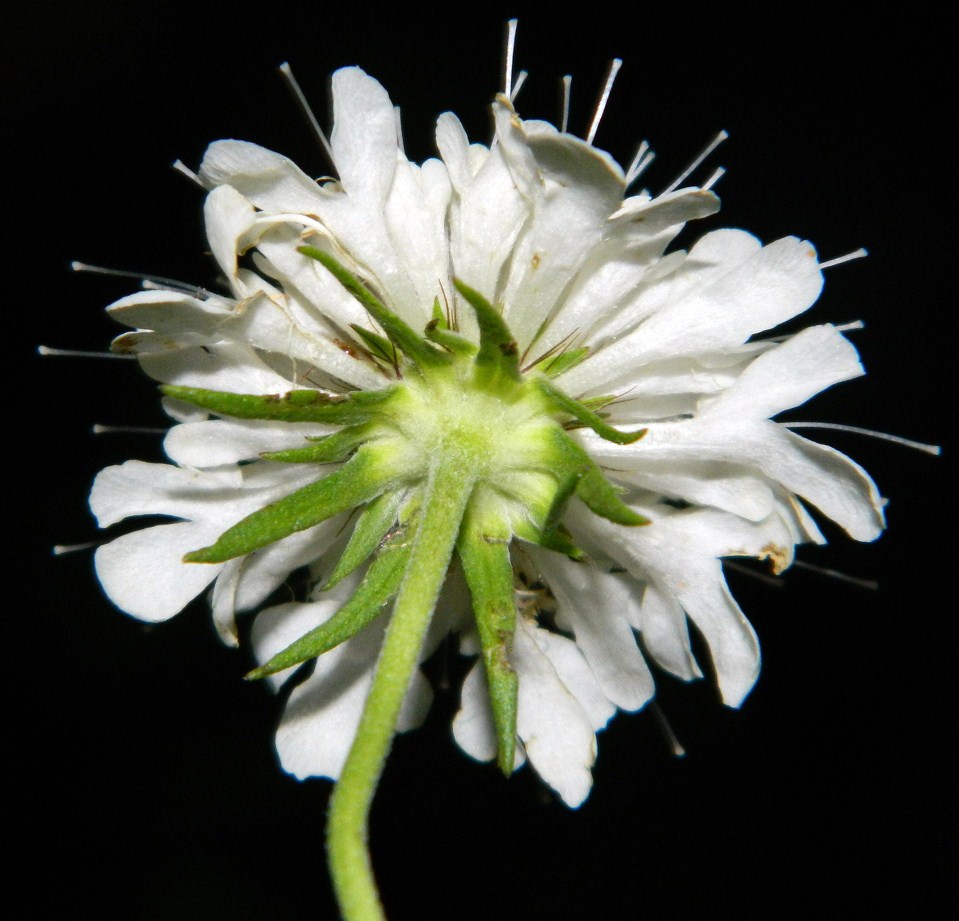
(548, 428, 650, 527)
(578, 394, 617, 412)
(452, 279, 521, 384)
(430, 297, 449, 330)
(298, 246, 449, 370)
(160, 384, 394, 425)
(349, 323, 397, 366)
(535, 377, 646, 445)
(513, 518, 586, 560)
(261, 424, 373, 464)
(245, 532, 413, 681)
(458, 521, 518, 777)
(531, 346, 590, 378)
(425, 318, 478, 357)
(184, 445, 403, 564)
(324, 489, 408, 590)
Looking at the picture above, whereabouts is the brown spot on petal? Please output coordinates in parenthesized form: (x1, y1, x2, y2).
(531, 252, 541, 269)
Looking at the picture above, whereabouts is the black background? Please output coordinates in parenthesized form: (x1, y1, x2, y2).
(11, 3, 954, 918)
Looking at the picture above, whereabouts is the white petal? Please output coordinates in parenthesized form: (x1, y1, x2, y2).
(94, 521, 224, 622)
(199, 140, 328, 214)
(707, 324, 864, 419)
(532, 550, 654, 712)
(581, 508, 768, 707)
(107, 289, 234, 335)
(251, 578, 362, 692)
(90, 460, 242, 527)
(383, 156, 452, 316)
(139, 342, 298, 393)
(638, 584, 703, 682)
(620, 459, 775, 521)
(499, 104, 626, 349)
(163, 418, 332, 468)
(514, 618, 612, 807)
(329, 67, 398, 203)
(204, 185, 256, 296)
(564, 233, 821, 393)
(451, 659, 498, 763)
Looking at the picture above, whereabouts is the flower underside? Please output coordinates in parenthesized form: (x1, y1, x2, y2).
(170, 249, 649, 774)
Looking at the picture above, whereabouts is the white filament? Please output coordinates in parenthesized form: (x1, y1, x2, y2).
(38, 345, 133, 360)
(509, 70, 528, 102)
(819, 248, 869, 270)
(791, 559, 879, 591)
(560, 75, 572, 133)
(71, 261, 206, 297)
(663, 130, 729, 194)
(586, 58, 622, 145)
(504, 18, 518, 97)
(93, 424, 167, 435)
(702, 166, 726, 190)
(625, 141, 653, 187)
(784, 422, 941, 455)
(172, 159, 203, 186)
(278, 61, 335, 166)
(52, 541, 100, 556)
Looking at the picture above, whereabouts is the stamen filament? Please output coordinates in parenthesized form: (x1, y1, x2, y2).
(327, 459, 477, 921)
(560, 75, 572, 133)
(784, 422, 941, 455)
(663, 130, 729, 194)
(38, 345, 134, 360)
(586, 58, 622, 145)
(279, 61, 336, 167)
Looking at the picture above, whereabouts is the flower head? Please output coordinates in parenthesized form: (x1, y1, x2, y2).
(89, 46, 886, 919)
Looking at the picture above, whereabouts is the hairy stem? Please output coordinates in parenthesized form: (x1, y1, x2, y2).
(326, 455, 477, 921)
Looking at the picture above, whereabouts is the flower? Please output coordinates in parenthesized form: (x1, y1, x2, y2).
(91, 63, 884, 816)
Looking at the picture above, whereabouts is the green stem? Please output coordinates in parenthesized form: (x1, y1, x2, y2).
(326, 454, 477, 921)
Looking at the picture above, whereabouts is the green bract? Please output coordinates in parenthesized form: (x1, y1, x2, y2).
(166, 250, 648, 770)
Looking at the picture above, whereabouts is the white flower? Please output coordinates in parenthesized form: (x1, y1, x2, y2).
(91, 63, 884, 809)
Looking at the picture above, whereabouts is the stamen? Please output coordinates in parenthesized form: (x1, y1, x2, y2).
(509, 70, 528, 103)
(93, 424, 167, 435)
(504, 18, 518, 97)
(38, 345, 134, 360)
(71, 260, 207, 298)
(625, 141, 653, 187)
(819, 248, 869, 270)
(792, 559, 879, 591)
(172, 159, 203, 187)
(662, 130, 729, 194)
(586, 58, 622, 146)
(393, 106, 405, 156)
(560, 75, 572, 133)
(784, 422, 941, 455)
(52, 541, 99, 556)
(702, 166, 726, 190)
(649, 702, 686, 757)
(278, 61, 336, 167)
